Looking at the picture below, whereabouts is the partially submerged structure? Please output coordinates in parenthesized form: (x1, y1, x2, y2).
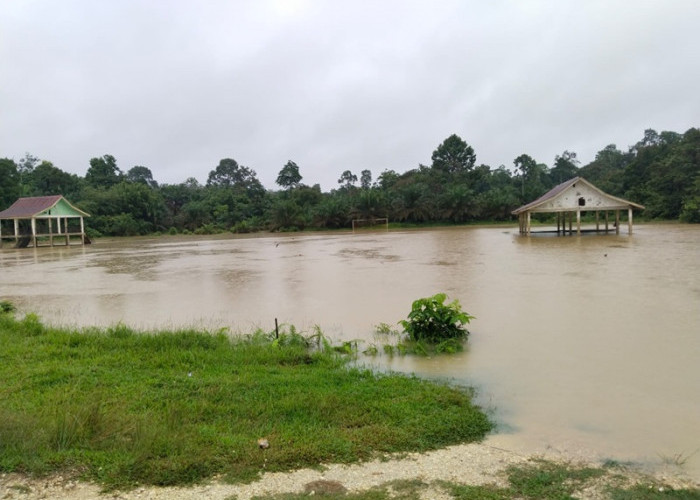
(512, 177, 645, 235)
(0, 195, 90, 248)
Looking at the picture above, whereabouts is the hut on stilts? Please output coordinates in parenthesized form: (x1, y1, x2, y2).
(512, 177, 645, 236)
(0, 195, 90, 248)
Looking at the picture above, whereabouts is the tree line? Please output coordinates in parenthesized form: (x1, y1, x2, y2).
(1, 127, 699, 237)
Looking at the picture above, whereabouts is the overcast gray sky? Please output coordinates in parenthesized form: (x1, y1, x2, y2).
(2, 0, 699, 191)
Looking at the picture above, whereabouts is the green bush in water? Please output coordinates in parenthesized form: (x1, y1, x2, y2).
(400, 293, 474, 343)
(0, 300, 15, 314)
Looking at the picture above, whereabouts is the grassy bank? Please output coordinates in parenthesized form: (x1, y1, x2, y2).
(0, 312, 492, 489)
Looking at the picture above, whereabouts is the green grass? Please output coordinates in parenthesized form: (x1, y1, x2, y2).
(0, 312, 492, 489)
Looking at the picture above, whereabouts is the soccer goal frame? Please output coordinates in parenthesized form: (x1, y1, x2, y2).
(351, 218, 389, 233)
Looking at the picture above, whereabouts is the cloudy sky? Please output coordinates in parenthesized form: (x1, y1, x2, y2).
(2, 0, 699, 191)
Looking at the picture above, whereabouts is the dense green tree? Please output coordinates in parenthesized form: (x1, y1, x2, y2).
(126, 166, 158, 188)
(337, 170, 357, 189)
(17, 153, 39, 176)
(86, 155, 123, 188)
(78, 180, 166, 235)
(17, 153, 40, 193)
(0, 158, 20, 209)
(478, 185, 520, 219)
(577, 145, 629, 195)
(439, 184, 475, 222)
(269, 199, 304, 230)
(276, 160, 302, 190)
(181, 200, 211, 230)
(632, 128, 700, 218)
(513, 154, 537, 198)
(27, 161, 82, 198)
(207, 159, 251, 188)
(360, 169, 372, 190)
(513, 154, 549, 202)
(391, 183, 436, 222)
(376, 169, 400, 190)
(159, 179, 203, 228)
(633, 128, 661, 149)
(289, 184, 323, 210)
(313, 195, 350, 228)
(680, 172, 700, 223)
(431, 134, 476, 174)
(207, 159, 266, 205)
(352, 188, 385, 220)
(550, 150, 579, 184)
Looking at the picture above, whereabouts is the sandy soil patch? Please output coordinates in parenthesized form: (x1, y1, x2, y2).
(1, 442, 697, 500)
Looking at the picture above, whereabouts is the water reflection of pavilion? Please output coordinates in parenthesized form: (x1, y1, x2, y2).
(0, 195, 90, 248)
(512, 177, 645, 236)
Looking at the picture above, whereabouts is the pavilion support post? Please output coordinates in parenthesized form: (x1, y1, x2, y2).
(526, 212, 531, 236)
(14, 219, 19, 243)
(65, 218, 69, 246)
(561, 212, 565, 235)
(562, 212, 566, 235)
(605, 211, 609, 232)
(615, 210, 620, 234)
(557, 212, 561, 234)
(628, 208, 633, 235)
(49, 218, 54, 247)
(576, 209, 581, 235)
(31, 218, 37, 248)
(595, 211, 600, 232)
(568, 212, 573, 235)
(80, 217, 85, 245)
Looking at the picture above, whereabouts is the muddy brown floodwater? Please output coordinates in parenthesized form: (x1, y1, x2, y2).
(2, 224, 699, 481)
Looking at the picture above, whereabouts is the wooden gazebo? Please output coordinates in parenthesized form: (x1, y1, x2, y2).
(0, 195, 90, 248)
(512, 177, 645, 236)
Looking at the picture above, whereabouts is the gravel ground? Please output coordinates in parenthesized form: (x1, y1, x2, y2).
(1, 442, 697, 500)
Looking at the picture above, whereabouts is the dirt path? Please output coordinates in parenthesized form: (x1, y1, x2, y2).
(1, 443, 697, 500)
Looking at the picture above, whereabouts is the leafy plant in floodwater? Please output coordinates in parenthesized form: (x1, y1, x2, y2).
(0, 300, 15, 314)
(374, 322, 400, 336)
(307, 324, 332, 352)
(333, 340, 358, 355)
(435, 338, 463, 354)
(363, 343, 378, 356)
(399, 293, 474, 343)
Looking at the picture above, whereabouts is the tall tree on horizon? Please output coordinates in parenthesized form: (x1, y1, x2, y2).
(431, 134, 476, 174)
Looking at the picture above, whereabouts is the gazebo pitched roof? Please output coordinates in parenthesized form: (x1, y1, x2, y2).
(512, 177, 644, 215)
(0, 195, 90, 219)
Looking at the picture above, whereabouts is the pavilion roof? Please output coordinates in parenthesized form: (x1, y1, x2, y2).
(512, 177, 644, 215)
(0, 195, 90, 219)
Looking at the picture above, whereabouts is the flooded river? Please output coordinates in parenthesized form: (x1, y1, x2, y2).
(2, 224, 699, 480)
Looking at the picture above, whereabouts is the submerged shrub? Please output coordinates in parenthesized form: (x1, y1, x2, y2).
(399, 293, 474, 343)
(0, 300, 15, 314)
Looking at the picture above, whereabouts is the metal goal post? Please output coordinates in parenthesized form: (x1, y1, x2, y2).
(351, 218, 389, 233)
